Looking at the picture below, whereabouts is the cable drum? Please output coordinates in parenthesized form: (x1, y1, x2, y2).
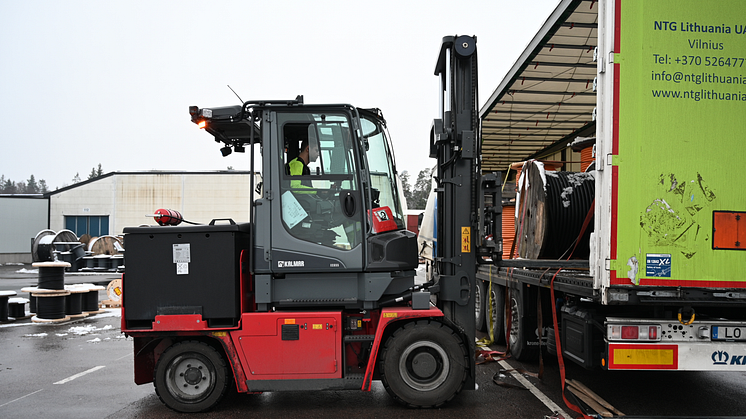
(33, 262, 70, 290)
(66, 292, 83, 315)
(516, 161, 595, 259)
(36, 295, 68, 320)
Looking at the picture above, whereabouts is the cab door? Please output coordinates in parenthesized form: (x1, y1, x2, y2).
(269, 109, 365, 273)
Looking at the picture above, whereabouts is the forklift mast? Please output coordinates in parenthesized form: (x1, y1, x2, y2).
(430, 35, 501, 389)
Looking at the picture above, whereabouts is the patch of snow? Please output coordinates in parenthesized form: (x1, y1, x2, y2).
(87, 338, 101, 343)
(16, 268, 38, 274)
(561, 186, 574, 207)
(56, 333, 68, 337)
(69, 325, 98, 335)
(24, 333, 48, 338)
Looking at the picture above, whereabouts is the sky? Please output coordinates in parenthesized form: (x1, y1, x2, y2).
(0, 0, 560, 191)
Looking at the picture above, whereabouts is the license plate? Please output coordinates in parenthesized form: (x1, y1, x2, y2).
(712, 326, 746, 341)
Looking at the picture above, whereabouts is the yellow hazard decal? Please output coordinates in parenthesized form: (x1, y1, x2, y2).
(461, 227, 471, 253)
(383, 312, 398, 318)
(211, 332, 227, 337)
(313, 324, 322, 330)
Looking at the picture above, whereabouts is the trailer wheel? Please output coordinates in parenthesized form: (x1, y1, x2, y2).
(154, 340, 229, 413)
(379, 320, 468, 408)
(475, 280, 487, 332)
(489, 283, 505, 344)
(506, 284, 538, 361)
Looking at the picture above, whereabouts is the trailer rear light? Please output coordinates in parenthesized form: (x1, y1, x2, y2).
(197, 120, 207, 129)
(608, 324, 662, 341)
(621, 326, 638, 339)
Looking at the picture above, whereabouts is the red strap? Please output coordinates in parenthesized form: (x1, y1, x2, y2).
(551, 199, 596, 418)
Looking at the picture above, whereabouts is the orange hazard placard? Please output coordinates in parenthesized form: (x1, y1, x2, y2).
(461, 227, 470, 253)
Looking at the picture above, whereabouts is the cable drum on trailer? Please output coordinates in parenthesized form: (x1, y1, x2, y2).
(516, 161, 595, 259)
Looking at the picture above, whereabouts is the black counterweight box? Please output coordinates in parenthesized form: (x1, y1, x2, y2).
(122, 222, 251, 329)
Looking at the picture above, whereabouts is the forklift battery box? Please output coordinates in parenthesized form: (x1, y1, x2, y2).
(122, 222, 251, 329)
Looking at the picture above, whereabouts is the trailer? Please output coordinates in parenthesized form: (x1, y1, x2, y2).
(466, 0, 746, 371)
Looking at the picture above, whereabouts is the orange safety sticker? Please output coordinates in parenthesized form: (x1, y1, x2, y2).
(284, 318, 296, 325)
(461, 227, 471, 253)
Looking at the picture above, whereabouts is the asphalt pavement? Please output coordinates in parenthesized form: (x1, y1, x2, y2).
(3, 263, 746, 418)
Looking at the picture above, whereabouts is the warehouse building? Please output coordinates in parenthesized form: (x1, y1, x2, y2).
(0, 171, 259, 264)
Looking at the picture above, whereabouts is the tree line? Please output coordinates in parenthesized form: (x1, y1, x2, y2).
(0, 164, 104, 194)
(400, 167, 433, 210)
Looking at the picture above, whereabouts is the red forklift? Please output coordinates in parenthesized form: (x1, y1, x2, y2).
(121, 35, 495, 412)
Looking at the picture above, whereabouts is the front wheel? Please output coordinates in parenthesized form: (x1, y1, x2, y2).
(154, 340, 230, 413)
(379, 320, 468, 408)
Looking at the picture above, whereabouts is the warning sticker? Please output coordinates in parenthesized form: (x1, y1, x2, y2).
(176, 262, 189, 275)
(173, 243, 191, 263)
(646, 254, 671, 278)
(461, 227, 471, 253)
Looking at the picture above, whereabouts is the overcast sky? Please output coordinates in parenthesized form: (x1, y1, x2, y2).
(0, 0, 560, 190)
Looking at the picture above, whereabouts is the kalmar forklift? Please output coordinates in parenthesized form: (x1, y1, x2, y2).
(121, 35, 496, 412)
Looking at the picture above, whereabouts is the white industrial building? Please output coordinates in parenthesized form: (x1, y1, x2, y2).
(0, 171, 259, 264)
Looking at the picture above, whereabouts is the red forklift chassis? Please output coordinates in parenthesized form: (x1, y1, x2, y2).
(123, 292, 468, 412)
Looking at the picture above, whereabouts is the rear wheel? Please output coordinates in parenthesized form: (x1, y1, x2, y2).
(380, 320, 468, 407)
(506, 284, 539, 361)
(154, 340, 229, 413)
(488, 283, 505, 344)
(475, 280, 487, 332)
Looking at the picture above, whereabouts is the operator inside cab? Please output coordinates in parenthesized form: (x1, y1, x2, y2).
(282, 125, 345, 247)
(286, 138, 318, 190)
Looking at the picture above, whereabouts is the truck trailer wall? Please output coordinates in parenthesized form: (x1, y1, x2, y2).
(599, 0, 746, 289)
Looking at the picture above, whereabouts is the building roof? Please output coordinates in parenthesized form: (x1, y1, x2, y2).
(43, 170, 256, 197)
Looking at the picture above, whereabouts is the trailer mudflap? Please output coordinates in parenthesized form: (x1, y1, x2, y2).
(362, 306, 444, 391)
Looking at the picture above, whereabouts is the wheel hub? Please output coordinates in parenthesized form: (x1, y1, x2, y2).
(184, 366, 203, 385)
(399, 341, 449, 391)
(411, 352, 437, 378)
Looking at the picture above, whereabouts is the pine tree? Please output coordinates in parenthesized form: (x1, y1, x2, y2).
(72, 173, 81, 184)
(3, 179, 16, 194)
(39, 179, 49, 193)
(26, 175, 39, 193)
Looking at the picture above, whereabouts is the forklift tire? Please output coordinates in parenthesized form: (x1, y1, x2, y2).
(379, 320, 468, 408)
(154, 340, 230, 413)
(488, 283, 505, 344)
(475, 280, 487, 332)
(506, 283, 539, 361)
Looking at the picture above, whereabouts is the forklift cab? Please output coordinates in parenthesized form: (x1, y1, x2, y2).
(191, 99, 418, 309)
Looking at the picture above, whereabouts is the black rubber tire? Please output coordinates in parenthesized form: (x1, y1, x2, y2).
(546, 325, 557, 355)
(379, 320, 468, 408)
(506, 283, 539, 361)
(154, 340, 229, 413)
(488, 283, 505, 344)
(475, 280, 487, 332)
